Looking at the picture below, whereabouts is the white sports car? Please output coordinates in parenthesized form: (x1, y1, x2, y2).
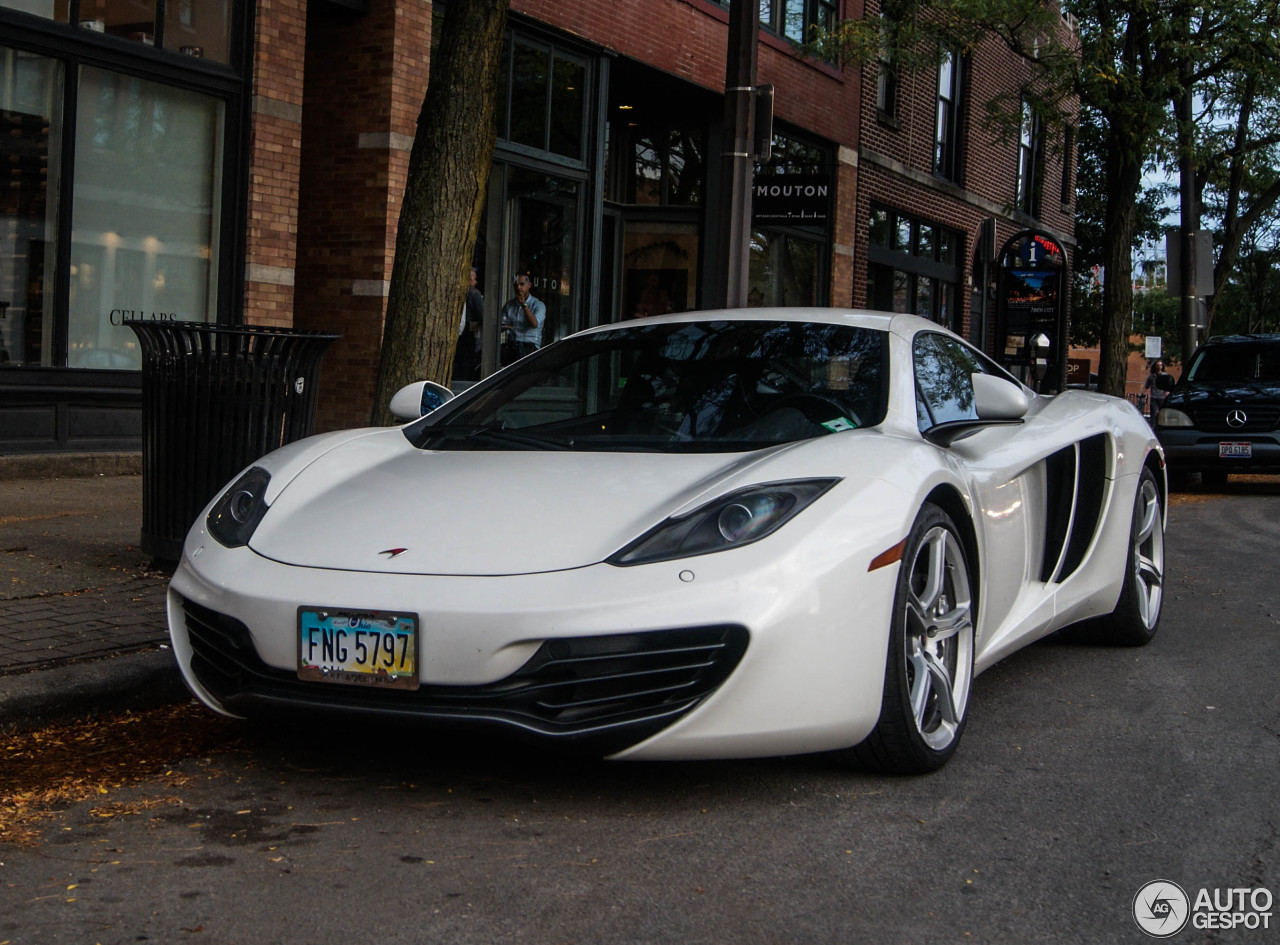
(168, 309, 1165, 773)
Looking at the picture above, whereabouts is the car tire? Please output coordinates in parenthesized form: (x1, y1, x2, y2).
(1060, 467, 1164, 647)
(843, 503, 975, 774)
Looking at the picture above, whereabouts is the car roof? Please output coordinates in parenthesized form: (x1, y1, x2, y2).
(1202, 333, 1280, 346)
(578, 307, 944, 339)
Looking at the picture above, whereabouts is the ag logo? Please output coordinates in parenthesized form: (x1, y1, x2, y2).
(1134, 880, 1190, 937)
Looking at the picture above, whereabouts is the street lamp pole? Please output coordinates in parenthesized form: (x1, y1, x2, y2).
(715, 0, 759, 309)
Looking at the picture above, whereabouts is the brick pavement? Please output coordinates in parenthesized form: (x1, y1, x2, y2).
(0, 574, 169, 674)
(0, 474, 172, 677)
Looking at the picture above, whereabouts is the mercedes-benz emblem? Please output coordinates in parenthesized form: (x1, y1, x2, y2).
(1227, 408, 1248, 428)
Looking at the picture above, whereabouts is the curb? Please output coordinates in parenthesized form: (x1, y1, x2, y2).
(0, 452, 142, 481)
(0, 648, 191, 732)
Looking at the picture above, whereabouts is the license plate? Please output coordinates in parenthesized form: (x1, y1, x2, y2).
(1219, 441, 1252, 459)
(297, 608, 418, 689)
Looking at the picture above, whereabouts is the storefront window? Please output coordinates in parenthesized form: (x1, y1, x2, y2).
(623, 221, 698, 318)
(68, 65, 222, 369)
(0, 45, 62, 366)
(748, 230, 818, 307)
(627, 127, 704, 207)
(750, 129, 829, 308)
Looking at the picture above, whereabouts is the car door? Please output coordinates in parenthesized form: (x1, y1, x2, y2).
(912, 332, 1047, 661)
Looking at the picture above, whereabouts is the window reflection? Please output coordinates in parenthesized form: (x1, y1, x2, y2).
(0, 45, 62, 366)
(0, 1, 70, 21)
(2, 1, 231, 62)
(164, 0, 232, 62)
(501, 38, 587, 162)
(68, 66, 221, 369)
(914, 333, 987, 430)
(509, 41, 547, 151)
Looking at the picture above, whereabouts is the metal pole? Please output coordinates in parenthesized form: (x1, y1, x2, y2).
(714, 0, 758, 310)
(1177, 17, 1199, 363)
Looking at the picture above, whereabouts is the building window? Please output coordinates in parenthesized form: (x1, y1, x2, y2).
(0, 46, 62, 367)
(876, 16, 897, 120)
(750, 128, 830, 307)
(1, 0, 234, 63)
(68, 67, 223, 369)
(1016, 97, 1043, 217)
(867, 205, 961, 331)
(758, 0, 838, 43)
(617, 124, 705, 207)
(933, 48, 961, 181)
(499, 37, 588, 164)
(0, 20, 234, 370)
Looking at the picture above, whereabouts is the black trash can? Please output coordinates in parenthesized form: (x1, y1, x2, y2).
(126, 321, 339, 561)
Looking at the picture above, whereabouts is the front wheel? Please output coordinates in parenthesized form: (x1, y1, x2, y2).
(1061, 466, 1164, 646)
(842, 503, 975, 774)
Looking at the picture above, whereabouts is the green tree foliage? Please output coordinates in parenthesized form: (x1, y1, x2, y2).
(810, 1, 1280, 396)
(1211, 218, 1280, 334)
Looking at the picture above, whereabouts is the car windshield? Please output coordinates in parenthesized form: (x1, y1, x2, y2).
(407, 320, 889, 453)
(1188, 343, 1280, 385)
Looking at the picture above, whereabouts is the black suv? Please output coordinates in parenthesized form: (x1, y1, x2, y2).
(1157, 334, 1280, 483)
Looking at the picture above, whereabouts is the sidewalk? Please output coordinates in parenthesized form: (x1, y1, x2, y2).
(0, 467, 188, 730)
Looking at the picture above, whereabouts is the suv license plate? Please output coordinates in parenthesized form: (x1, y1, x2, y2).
(298, 608, 418, 689)
(1219, 441, 1252, 459)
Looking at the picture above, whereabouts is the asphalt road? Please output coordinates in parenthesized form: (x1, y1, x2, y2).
(2, 485, 1277, 945)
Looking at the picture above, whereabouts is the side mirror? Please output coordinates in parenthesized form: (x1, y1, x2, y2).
(389, 381, 455, 421)
(924, 373, 1029, 447)
(972, 372, 1029, 421)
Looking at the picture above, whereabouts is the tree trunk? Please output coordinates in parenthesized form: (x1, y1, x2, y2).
(1098, 132, 1143, 398)
(370, 0, 508, 426)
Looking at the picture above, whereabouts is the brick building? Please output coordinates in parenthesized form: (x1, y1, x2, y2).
(0, 0, 1075, 453)
(853, 0, 1079, 385)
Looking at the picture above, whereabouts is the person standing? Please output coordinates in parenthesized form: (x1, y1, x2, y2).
(500, 274, 546, 363)
(1144, 359, 1173, 421)
(453, 266, 483, 380)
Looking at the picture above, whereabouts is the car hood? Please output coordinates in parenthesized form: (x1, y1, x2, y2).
(248, 434, 809, 575)
(1167, 382, 1280, 407)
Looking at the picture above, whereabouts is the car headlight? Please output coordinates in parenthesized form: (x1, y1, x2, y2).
(207, 466, 271, 548)
(1156, 407, 1194, 428)
(608, 479, 838, 566)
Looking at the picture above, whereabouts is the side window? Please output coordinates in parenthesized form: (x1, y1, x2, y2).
(914, 333, 990, 432)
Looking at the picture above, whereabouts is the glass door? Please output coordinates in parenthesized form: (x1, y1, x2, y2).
(503, 167, 580, 350)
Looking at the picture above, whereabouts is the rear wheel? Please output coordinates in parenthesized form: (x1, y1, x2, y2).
(1061, 467, 1164, 646)
(844, 503, 975, 774)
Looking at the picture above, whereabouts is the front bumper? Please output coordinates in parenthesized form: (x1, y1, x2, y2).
(168, 527, 899, 761)
(1157, 429, 1280, 474)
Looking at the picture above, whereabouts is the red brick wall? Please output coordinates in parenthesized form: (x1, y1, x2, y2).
(244, 0, 307, 330)
(293, 0, 432, 431)
(853, 0, 1079, 338)
(513, 0, 861, 155)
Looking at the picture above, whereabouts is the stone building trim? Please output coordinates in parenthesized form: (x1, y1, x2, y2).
(246, 264, 296, 286)
(358, 132, 415, 151)
(252, 95, 304, 124)
(860, 147, 1076, 249)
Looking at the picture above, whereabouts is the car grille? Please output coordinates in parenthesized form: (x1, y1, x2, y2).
(1190, 405, 1280, 433)
(180, 598, 748, 755)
